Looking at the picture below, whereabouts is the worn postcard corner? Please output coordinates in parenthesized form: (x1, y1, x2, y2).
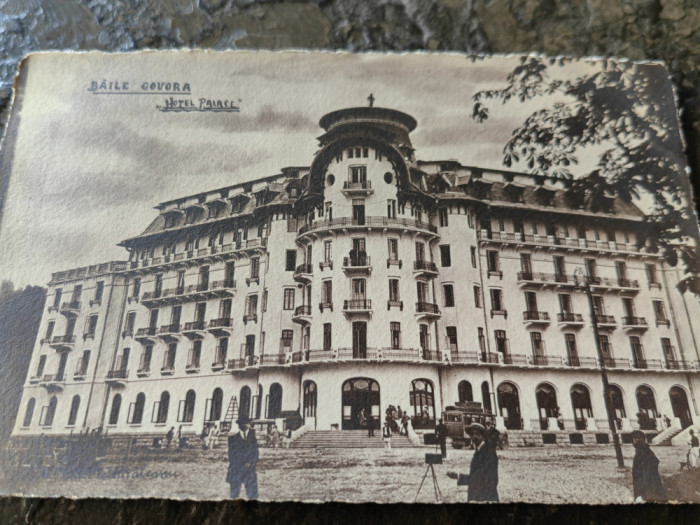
(0, 50, 699, 504)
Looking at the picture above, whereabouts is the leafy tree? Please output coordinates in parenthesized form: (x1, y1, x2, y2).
(472, 56, 700, 293)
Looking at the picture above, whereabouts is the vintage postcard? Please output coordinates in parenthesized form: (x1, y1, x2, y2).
(0, 50, 699, 503)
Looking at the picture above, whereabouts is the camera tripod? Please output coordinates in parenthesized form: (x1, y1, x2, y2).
(415, 461, 442, 503)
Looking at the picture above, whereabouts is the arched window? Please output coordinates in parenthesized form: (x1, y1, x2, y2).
(481, 381, 492, 413)
(268, 383, 283, 419)
(23, 398, 35, 427)
(133, 392, 146, 424)
(239, 386, 251, 420)
(535, 383, 558, 429)
(571, 383, 593, 430)
(410, 379, 435, 429)
(497, 382, 522, 429)
(458, 381, 473, 403)
(635, 385, 658, 428)
(157, 391, 170, 423)
(670, 386, 692, 429)
(44, 396, 58, 426)
(68, 395, 81, 426)
(303, 381, 317, 419)
(255, 384, 263, 419)
(608, 385, 626, 423)
(210, 388, 223, 421)
(109, 394, 122, 425)
(183, 390, 196, 423)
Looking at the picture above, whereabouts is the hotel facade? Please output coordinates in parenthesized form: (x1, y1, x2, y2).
(12, 104, 700, 444)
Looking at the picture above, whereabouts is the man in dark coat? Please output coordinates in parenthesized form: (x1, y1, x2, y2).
(631, 430, 665, 502)
(435, 418, 448, 458)
(447, 423, 499, 502)
(226, 415, 259, 499)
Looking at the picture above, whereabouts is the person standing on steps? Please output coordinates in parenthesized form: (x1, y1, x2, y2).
(382, 420, 393, 452)
(226, 415, 259, 499)
(367, 408, 375, 437)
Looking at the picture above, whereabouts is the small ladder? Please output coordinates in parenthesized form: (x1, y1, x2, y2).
(222, 396, 238, 433)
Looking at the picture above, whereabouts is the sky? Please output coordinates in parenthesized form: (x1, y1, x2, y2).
(0, 51, 683, 287)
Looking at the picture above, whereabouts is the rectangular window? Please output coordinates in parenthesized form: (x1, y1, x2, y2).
(415, 242, 426, 262)
(440, 245, 451, 267)
(322, 280, 333, 305)
(53, 288, 62, 308)
(524, 291, 538, 313)
(36, 355, 46, 377)
(262, 289, 268, 313)
(154, 274, 163, 297)
(559, 294, 572, 313)
(198, 266, 210, 290)
(653, 300, 668, 323)
(490, 289, 503, 311)
(350, 165, 367, 183)
(246, 295, 258, 316)
(84, 315, 98, 338)
(283, 289, 295, 310)
(387, 200, 397, 219)
(352, 278, 366, 299)
(285, 250, 297, 271)
(495, 330, 507, 355)
(470, 247, 477, 268)
(553, 256, 566, 280)
(473, 285, 482, 308)
(585, 259, 597, 280)
(45, 321, 55, 339)
(389, 279, 400, 302)
(531, 332, 544, 358)
(388, 239, 398, 261)
(177, 270, 186, 295)
(487, 251, 500, 273)
(170, 305, 182, 327)
(390, 322, 401, 349)
(132, 278, 141, 298)
(446, 326, 458, 351)
(71, 284, 82, 302)
(326, 202, 333, 220)
(250, 258, 260, 279)
(324, 240, 332, 263)
(439, 208, 449, 227)
(615, 261, 627, 282)
(520, 253, 532, 275)
(323, 323, 332, 351)
(281, 330, 293, 352)
(646, 264, 659, 287)
(95, 281, 104, 302)
(565, 333, 578, 365)
(443, 284, 455, 307)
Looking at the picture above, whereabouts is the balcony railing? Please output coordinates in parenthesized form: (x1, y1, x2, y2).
(413, 260, 438, 273)
(209, 317, 232, 328)
(294, 304, 312, 316)
(567, 356, 598, 367)
(387, 258, 402, 269)
(319, 260, 333, 270)
(294, 263, 313, 276)
(51, 335, 76, 345)
(60, 301, 81, 312)
(558, 312, 584, 323)
(477, 229, 654, 256)
(319, 301, 333, 312)
(298, 216, 438, 236)
(343, 255, 371, 268)
(343, 299, 372, 310)
(531, 354, 549, 366)
(387, 300, 403, 310)
(106, 368, 128, 380)
(211, 279, 237, 290)
(243, 313, 257, 324)
(342, 180, 372, 191)
(594, 314, 616, 325)
(666, 358, 692, 370)
(159, 324, 180, 334)
(259, 353, 287, 366)
(633, 358, 663, 370)
(416, 302, 440, 315)
(183, 320, 206, 331)
(136, 327, 157, 338)
(617, 278, 640, 289)
(523, 311, 550, 322)
(623, 316, 648, 328)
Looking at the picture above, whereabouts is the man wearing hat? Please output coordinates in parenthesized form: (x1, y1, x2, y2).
(226, 415, 259, 499)
(447, 422, 499, 502)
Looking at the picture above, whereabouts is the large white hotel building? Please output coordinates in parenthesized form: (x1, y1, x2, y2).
(12, 103, 700, 445)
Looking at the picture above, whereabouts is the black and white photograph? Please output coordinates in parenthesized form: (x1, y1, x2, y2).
(0, 50, 699, 503)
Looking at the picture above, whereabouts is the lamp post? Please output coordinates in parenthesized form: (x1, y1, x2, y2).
(575, 267, 625, 468)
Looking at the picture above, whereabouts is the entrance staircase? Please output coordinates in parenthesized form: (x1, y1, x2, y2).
(290, 430, 417, 449)
(651, 423, 683, 446)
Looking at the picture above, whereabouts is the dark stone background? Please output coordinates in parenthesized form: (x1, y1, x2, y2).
(1, 0, 700, 521)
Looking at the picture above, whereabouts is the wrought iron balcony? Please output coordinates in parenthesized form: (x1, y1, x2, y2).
(387, 300, 403, 311)
(342, 256, 372, 274)
(523, 311, 550, 323)
(319, 301, 333, 312)
(298, 216, 438, 237)
(208, 317, 233, 336)
(557, 312, 584, 325)
(49, 335, 75, 351)
(342, 180, 373, 195)
(242, 313, 258, 324)
(594, 314, 616, 327)
(292, 304, 312, 324)
(343, 299, 372, 312)
(59, 301, 81, 316)
(106, 368, 128, 380)
(566, 356, 598, 368)
(387, 258, 402, 269)
(293, 263, 313, 282)
(416, 302, 441, 317)
(623, 316, 648, 330)
(413, 260, 438, 276)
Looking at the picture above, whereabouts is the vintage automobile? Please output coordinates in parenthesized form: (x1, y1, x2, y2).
(442, 401, 502, 449)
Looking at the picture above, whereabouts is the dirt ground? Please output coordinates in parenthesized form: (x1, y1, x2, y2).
(3, 443, 698, 504)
